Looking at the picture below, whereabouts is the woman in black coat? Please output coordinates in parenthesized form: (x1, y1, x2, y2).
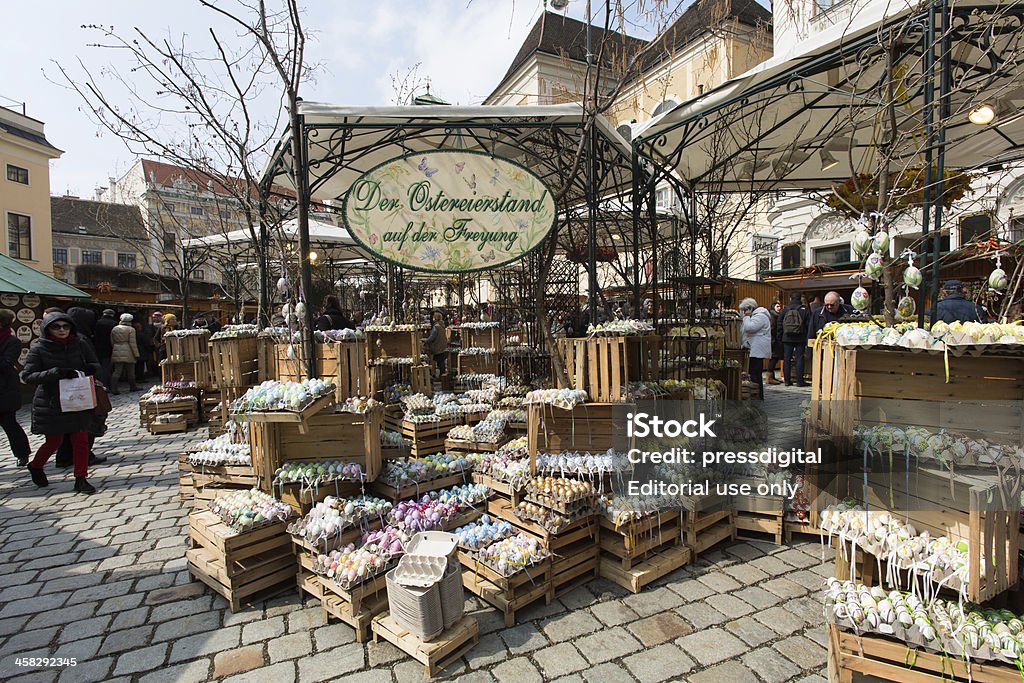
(0, 309, 30, 466)
(21, 311, 101, 494)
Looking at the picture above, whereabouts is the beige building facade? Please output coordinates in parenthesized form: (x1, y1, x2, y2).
(0, 104, 62, 275)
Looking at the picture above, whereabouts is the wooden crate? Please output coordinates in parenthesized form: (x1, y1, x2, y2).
(165, 330, 210, 362)
(257, 336, 278, 382)
(461, 326, 501, 352)
(160, 358, 213, 387)
(210, 337, 259, 389)
(527, 403, 631, 472)
(240, 393, 336, 435)
(684, 503, 736, 559)
(149, 420, 189, 435)
(369, 363, 433, 402)
(277, 481, 362, 516)
(457, 353, 499, 376)
(140, 397, 198, 427)
(178, 453, 194, 501)
(784, 519, 825, 543)
(249, 409, 383, 493)
(369, 472, 471, 502)
(297, 569, 326, 602)
(186, 510, 295, 612)
(551, 536, 600, 598)
(276, 342, 371, 402)
(599, 511, 682, 569)
(734, 485, 785, 545)
(471, 473, 525, 506)
(366, 329, 421, 363)
(383, 414, 458, 458)
(827, 624, 1022, 683)
(556, 335, 661, 402)
(460, 556, 552, 627)
(323, 591, 389, 644)
(444, 438, 506, 455)
(190, 464, 259, 490)
(599, 544, 692, 593)
(372, 613, 479, 678)
(486, 497, 597, 553)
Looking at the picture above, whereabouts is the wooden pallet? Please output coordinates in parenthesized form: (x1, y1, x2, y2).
(372, 613, 479, 678)
(599, 511, 682, 569)
(383, 415, 457, 458)
(160, 357, 214, 388)
(460, 557, 552, 627)
(190, 464, 259, 489)
(684, 506, 736, 559)
(149, 419, 189, 434)
(599, 544, 692, 593)
(486, 497, 596, 553)
(297, 569, 326, 602)
(186, 510, 295, 612)
(178, 453, 194, 501)
(471, 473, 524, 506)
(735, 509, 784, 545)
(240, 392, 336, 435)
(323, 590, 389, 643)
(140, 397, 199, 428)
(297, 551, 391, 617)
(555, 335, 660, 402)
(444, 438, 506, 455)
(784, 519, 824, 543)
(209, 337, 260, 389)
(827, 624, 1021, 683)
(527, 402, 633, 469)
(551, 537, 600, 598)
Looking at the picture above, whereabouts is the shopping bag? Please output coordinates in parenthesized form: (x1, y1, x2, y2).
(94, 383, 113, 416)
(59, 372, 98, 412)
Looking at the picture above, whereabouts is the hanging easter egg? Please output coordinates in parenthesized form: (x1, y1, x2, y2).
(852, 230, 873, 256)
(852, 287, 871, 311)
(903, 265, 923, 289)
(989, 268, 1008, 291)
(865, 252, 885, 280)
(295, 301, 307, 318)
(897, 295, 916, 319)
(276, 277, 289, 295)
(872, 231, 890, 254)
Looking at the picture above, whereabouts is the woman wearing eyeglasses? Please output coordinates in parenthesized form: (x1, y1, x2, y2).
(20, 311, 102, 494)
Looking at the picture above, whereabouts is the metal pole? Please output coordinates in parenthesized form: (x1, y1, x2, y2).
(585, 0, 598, 327)
(917, 2, 936, 327)
(930, 0, 950, 321)
(631, 147, 642, 317)
(292, 112, 318, 379)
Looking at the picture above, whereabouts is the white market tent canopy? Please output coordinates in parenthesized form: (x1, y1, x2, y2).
(634, 0, 1024, 191)
(261, 103, 634, 209)
(181, 217, 369, 261)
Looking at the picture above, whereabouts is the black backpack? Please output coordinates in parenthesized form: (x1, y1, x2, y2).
(782, 307, 804, 336)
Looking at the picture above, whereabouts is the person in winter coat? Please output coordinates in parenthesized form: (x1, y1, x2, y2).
(316, 295, 354, 331)
(767, 301, 784, 385)
(806, 291, 858, 340)
(110, 314, 140, 394)
(934, 280, 987, 323)
(780, 294, 811, 386)
(424, 311, 449, 376)
(133, 316, 154, 380)
(20, 311, 101, 494)
(0, 309, 30, 466)
(739, 297, 772, 400)
(93, 309, 117, 386)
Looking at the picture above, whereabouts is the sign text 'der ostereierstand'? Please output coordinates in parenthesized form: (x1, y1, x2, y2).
(341, 150, 557, 273)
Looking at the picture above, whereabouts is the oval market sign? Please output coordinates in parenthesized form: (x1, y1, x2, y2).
(342, 150, 556, 273)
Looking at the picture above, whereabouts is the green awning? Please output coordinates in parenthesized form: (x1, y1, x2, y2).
(0, 253, 89, 299)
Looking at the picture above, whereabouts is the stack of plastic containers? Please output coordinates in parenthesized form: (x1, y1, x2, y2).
(386, 531, 464, 640)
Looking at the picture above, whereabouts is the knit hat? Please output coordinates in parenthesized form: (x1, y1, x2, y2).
(943, 280, 963, 292)
(120, 313, 134, 324)
(102, 309, 116, 317)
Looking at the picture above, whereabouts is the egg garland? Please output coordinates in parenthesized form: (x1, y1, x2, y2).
(401, 393, 435, 414)
(273, 461, 365, 487)
(287, 496, 393, 544)
(598, 494, 662, 527)
(864, 253, 885, 281)
(852, 229, 873, 256)
(317, 328, 364, 342)
(364, 323, 418, 332)
(850, 287, 871, 311)
(208, 489, 293, 532)
(854, 424, 1021, 471)
(338, 396, 380, 414)
(459, 321, 499, 329)
(535, 449, 631, 477)
(164, 328, 211, 338)
(370, 356, 417, 367)
(312, 542, 397, 589)
(233, 379, 335, 413)
(454, 514, 516, 550)
(475, 532, 549, 577)
(459, 346, 497, 355)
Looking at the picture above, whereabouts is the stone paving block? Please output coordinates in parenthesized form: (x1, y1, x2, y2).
(463, 632, 508, 670)
(145, 583, 205, 606)
(722, 560, 770, 584)
(532, 641, 588, 678)
(791, 674, 827, 683)
(776, 547, 819, 568)
(687, 659, 756, 683)
(732, 585, 781, 610)
(0, 592, 69, 618)
(724, 616, 776, 647)
(224, 661, 296, 683)
(774, 634, 828, 669)
(0, 582, 41, 603)
(588, 600, 638, 627)
(242, 615, 286, 645)
(96, 593, 145, 615)
(55, 636, 102, 662)
(627, 612, 692, 646)
(558, 586, 597, 611)
(297, 643, 363, 682)
(27, 603, 97, 631)
(784, 595, 824, 625)
(621, 585, 683, 617)
(57, 615, 111, 644)
(676, 627, 748, 666)
(268, 631, 313, 662)
(0, 626, 59, 658)
(743, 646, 803, 683)
(725, 541, 766, 561)
(100, 626, 153, 655)
(499, 623, 546, 655)
(581, 662, 635, 683)
(286, 606, 322, 633)
(574, 626, 643, 664)
(337, 670, 396, 683)
(707, 593, 754, 618)
(493, 656, 543, 683)
(57, 655, 112, 683)
(549, 676, 584, 683)
(515, 596, 566, 622)
(750, 555, 795, 576)
(110, 606, 150, 633)
(676, 602, 727, 630)
(312, 623, 356, 651)
(622, 642, 694, 683)
(696, 571, 742, 594)
(112, 642, 168, 676)
(367, 640, 404, 667)
(213, 644, 266, 678)
(761, 577, 808, 600)
(540, 609, 601, 642)
(153, 612, 222, 643)
(752, 605, 809, 636)
(168, 625, 240, 664)
(138, 659, 211, 683)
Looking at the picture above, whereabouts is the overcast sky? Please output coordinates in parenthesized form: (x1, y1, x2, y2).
(3, 1, 673, 197)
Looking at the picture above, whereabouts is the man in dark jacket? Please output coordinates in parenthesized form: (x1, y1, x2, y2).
(0, 309, 30, 466)
(807, 290, 858, 340)
(316, 295, 354, 331)
(780, 294, 810, 386)
(934, 280, 987, 323)
(94, 309, 117, 386)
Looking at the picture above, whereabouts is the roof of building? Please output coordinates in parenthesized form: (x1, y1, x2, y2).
(490, 1, 770, 100)
(0, 118, 62, 154)
(50, 196, 147, 240)
(0, 253, 89, 299)
(138, 159, 243, 198)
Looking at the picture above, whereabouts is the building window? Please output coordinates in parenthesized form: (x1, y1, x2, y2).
(697, 84, 706, 96)
(190, 206, 203, 216)
(52, 248, 68, 265)
(81, 250, 103, 265)
(162, 263, 176, 277)
(219, 209, 231, 220)
(781, 243, 803, 270)
(959, 213, 992, 246)
(163, 202, 176, 214)
(194, 270, 205, 281)
(163, 231, 176, 251)
(1011, 216, 1024, 243)
(757, 256, 773, 280)
(815, 0, 839, 13)
(7, 213, 31, 260)
(813, 244, 852, 265)
(656, 187, 674, 211)
(117, 253, 137, 269)
(6, 164, 28, 185)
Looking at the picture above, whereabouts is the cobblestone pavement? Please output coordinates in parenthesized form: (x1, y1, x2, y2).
(0, 384, 828, 683)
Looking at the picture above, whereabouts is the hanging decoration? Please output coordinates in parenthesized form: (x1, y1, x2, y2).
(902, 251, 922, 289)
(277, 276, 289, 296)
(852, 224, 873, 256)
(989, 253, 1008, 292)
(851, 286, 871, 311)
(871, 230, 890, 254)
(864, 252, 885, 281)
(897, 295, 916, 319)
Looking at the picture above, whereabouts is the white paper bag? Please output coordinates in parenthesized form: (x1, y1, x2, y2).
(59, 372, 97, 412)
